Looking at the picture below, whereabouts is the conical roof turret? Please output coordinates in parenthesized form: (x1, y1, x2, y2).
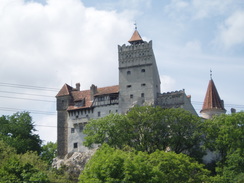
(200, 78, 226, 119)
(128, 26, 144, 44)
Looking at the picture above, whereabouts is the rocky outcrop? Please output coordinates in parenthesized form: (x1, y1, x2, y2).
(52, 149, 97, 179)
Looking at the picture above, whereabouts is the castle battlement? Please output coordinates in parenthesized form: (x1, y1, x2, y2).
(118, 41, 155, 68)
(118, 40, 152, 52)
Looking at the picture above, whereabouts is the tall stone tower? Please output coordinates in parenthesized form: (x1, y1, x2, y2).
(56, 84, 73, 158)
(118, 28, 161, 113)
(200, 76, 226, 119)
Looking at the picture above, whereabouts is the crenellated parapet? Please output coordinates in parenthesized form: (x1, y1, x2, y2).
(118, 41, 155, 68)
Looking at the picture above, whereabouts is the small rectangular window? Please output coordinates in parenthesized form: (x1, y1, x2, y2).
(98, 111, 101, 117)
(74, 142, 78, 149)
(79, 125, 83, 132)
(141, 83, 146, 86)
(71, 128, 75, 133)
(141, 69, 145, 72)
(127, 85, 131, 88)
(130, 94, 133, 99)
(127, 71, 131, 75)
(141, 93, 144, 98)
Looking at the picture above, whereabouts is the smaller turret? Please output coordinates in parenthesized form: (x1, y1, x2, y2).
(200, 76, 226, 119)
(128, 25, 144, 45)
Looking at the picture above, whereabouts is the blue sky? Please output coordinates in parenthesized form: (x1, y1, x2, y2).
(0, 0, 244, 143)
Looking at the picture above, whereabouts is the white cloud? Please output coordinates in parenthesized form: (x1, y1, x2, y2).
(217, 11, 244, 48)
(164, 0, 240, 20)
(183, 40, 202, 55)
(0, 0, 135, 142)
(191, 0, 234, 19)
(35, 114, 57, 143)
(160, 75, 176, 92)
(0, 0, 133, 88)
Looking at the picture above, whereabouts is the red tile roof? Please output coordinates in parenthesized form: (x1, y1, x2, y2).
(56, 84, 73, 97)
(201, 79, 225, 111)
(56, 84, 119, 111)
(128, 30, 143, 44)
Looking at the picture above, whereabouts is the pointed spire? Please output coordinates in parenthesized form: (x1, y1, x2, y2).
(200, 77, 226, 118)
(128, 24, 144, 44)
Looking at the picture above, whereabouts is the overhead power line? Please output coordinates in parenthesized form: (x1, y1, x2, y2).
(0, 95, 55, 102)
(0, 82, 59, 92)
(0, 90, 54, 98)
(0, 107, 56, 115)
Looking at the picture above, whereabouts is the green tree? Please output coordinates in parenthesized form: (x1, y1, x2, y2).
(0, 112, 42, 154)
(203, 112, 244, 181)
(0, 140, 49, 183)
(0, 140, 74, 183)
(79, 144, 210, 183)
(203, 112, 244, 160)
(84, 106, 204, 159)
(41, 142, 57, 165)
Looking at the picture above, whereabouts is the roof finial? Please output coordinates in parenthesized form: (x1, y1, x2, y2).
(134, 22, 137, 30)
(210, 69, 212, 79)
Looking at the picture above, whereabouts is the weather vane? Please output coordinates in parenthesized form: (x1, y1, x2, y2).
(210, 69, 212, 79)
(134, 22, 137, 30)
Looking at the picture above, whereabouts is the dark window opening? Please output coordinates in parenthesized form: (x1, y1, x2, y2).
(141, 93, 144, 98)
(98, 111, 101, 117)
(71, 128, 75, 133)
(141, 83, 146, 86)
(141, 69, 145, 72)
(73, 143, 78, 149)
(130, 94, 133, 99)
(127, 71, 131, 75)
(79, 125, 83, 132)
(127, 85, 131, 88)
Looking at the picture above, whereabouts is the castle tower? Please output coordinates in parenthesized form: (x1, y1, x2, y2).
(118, 28, 161, 113)
(56, 84, 73, 158)
(200, 76, 226, 119)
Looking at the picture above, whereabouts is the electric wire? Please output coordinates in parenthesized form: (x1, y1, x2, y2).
(0, 82, 59, 91)
(0, 90, 54, 98)
(0, 107, 56, 115)
(0, 95, 55, 102)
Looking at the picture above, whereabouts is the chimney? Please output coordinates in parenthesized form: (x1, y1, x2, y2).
(76, 83, 80, 91)
(90, 84, 97, 101)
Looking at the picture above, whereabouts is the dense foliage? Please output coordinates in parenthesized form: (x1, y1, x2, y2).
(1, 110, 244, 182)
(0, 112, 42, 154)
(203, 112, 244, 182)
(0, 112, 73, 182)
(40, 141, 57, 165)
(84, 106, 204, 159)
(79, 144, 210, 183)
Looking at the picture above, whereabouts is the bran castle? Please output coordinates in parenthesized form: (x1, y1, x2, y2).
(56, 28, 226, 158)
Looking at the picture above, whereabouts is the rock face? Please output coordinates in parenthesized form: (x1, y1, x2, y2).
(52, 149, 97, 179)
